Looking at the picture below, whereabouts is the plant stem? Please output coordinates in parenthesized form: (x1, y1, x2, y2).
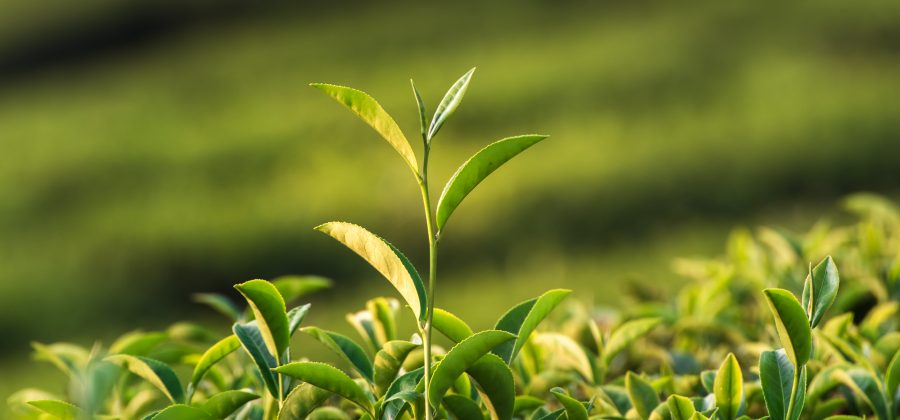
(418, 143, 439, 420)
(784, 364, 803, 420)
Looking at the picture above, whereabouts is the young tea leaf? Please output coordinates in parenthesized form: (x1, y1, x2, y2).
(310, 83, 418, 174)
(152, 404, 211, 420)
(26, 400, 81, 419)
(493, 289, 571, 364)
(759, 350, 793, 420)
(432, 307, 475, 343)
(302, 326, 374, 383)
(192, 293, 243, 321)
(427, 67, 475, 141)
(279, 383, 332, 420)
(801, 256, 839, 328)
(886, 349, 900, 404)
(106, 355, 185, 404)
(271, 275, 332, 303)
(200, 390, 259, 419)
(435, 134, 548, 231)
(232, 321, 280, 398)
(602, 318, 662, 366)
(714, 353, 743, 420)
(190, 335, 240, 393)
(316, 222, 427, 320)
(274, 362, 374, 416)
(666, 395, 696, 420)
(763, 288, 812, 367)
(411, 79, 428, 140)
(234, 280, 291, 360)
(374, 340, 419, 397)
(625, 372, 659, 420)
(442, 394, 484, 420)
(428, 330, 515, 408)
(550, 387, 589, 420)
(467, 353, 516, 420)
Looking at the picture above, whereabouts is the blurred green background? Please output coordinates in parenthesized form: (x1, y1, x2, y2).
(3, 0, 900, 410)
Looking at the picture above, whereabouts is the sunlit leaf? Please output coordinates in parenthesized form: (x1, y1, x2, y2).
(310, 83, 418, 174)
(833, 368, 889, 420)
(666, 395, 695, 420)
(550, 387, 588, 420)
(532, 332, 593, 383)
(106, 355, 184, 404)
(26, 400, 81, 419)
(274, 362, 374, 416)
(433, 308, 475, 343)
(411, 79, 427, 140)
(279, 383, 331, 420)
(602, 318, 662, 366)
(190, 335, 240, 393)
(626, 372, 659, 420)
(272, 275, 332, 303)
(374, 340, 419, 397)
(714, 353, 743, 420)
(200, 390, 259, 419)
(109, 331, 167, 356)
(467, 354, 515, 420)
(801, 256, 839, 328)
(316, 222, 427, 320)
(152, 404, 211, 420)
(436, 134, 548, 231)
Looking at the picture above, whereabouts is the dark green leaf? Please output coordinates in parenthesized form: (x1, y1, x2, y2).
(435, 134, 548, 231)
(443, 394, 484, 420)
(316, 222, 427, 320)
(106, 355, 185, 404)
(886, 349, 900, 403)
(287, 304, 311, 337)
(467, 354, 516, 420)
(834, 368, 889, 420)
(232, 321, 279, 398)
(302, 326, 374, 382)
(801, 256, 839, 328)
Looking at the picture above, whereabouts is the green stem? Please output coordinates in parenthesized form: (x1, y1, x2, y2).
(784, 364, 803, 420)
(418, 144, 439, 420)
(276, 353, 284, 412)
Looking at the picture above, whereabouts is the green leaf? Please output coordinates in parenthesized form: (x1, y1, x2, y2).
(433, 308, 475, 343)
(302, 326, 374, 382)
(493, 289, 571, 364)
(466, 354, 516, 420)
(428, 330, 515, 407)
(106, 355, 185, 404)
(192, 293, 243, 321)
(443, 394, 484, 420)
(316, 222, 427, 320)
(346, 310, 381, 353)
(435, 134, 548, 231)
(763, 289, 812, 367)
(232, 321, 279, 398)
(200, 390, 259, 419)
(234, 279, 291, 360)
(602, 318, 662, 366)
(714, 353, 743, 420)
(26, 400, 81, 419)
(279, 383, 331, 420)
(272, 275, 332, 303)
(532, 332, 594, 383)
(834, 368, 889, 420)
(310, 83, 418, 174)
(287, 304, 311, 337)
(109, 331, 167, 356)
(367, 297, 399, 344)
(190, 335, 240, 393)
(381, 367, 425, 420)
(374, 340, 419, 397)
(801, 256, 839, 328)
(152, 404, 211, 420)
(626, 372, 659, 420)
(666, 395, 696, 420)
(31, 342, 88, 377)
(427, 67, 475, 141)
(410, 79, 427, 140)
(550, 387, 589, 420)
(759, 350, 792, 420)
(886, 349, 900, 403)
(513, 395, 546, 416)
(274, 362, 374, 416)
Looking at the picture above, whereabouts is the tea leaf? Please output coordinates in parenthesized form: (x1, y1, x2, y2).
(374, 340, 419, 397)
(200, 390, 259, 419)
(274, 362, 374, 416)
(192, 293, 243, 321)
(152, 404, 212, 419)
(428, 330, 515, 408)
(493, 289, 571, 364)
(310, 83, 418, 174)
(433, 307, 474, 343)
(467, 354, 515, 420)
(886, 349, 900, 403)
(833, 368, 889, 420)
(109, 331, 167, 356)
(759, 350, 795, 420)
(427, 67, 475, 141)
(666, 395, 696, 420)
(763, 288, 812, 367)
(279, 383, 331, 420)
(603, 318, 662, 366)
(106, 355, 185, 404)
(411, 80, 427, 140)
(514, 395, 546, 416)
(26, 400, 81, 419)
(532, 332, 594, 383)
(190, 335, 240, 391)
(550, 387, 589, 420)
(714, 353, 743, 420)
(316, 222, 427, 320)
(287, 304, 311, 337)
(232, 321, 279, 398)
(443, 394, 484, 420)
(272, 275, 332, 303)
(436, 134, 548, 231)
(626, 372, 659, 420)
(234, 280, 290, 360)
(302, 326, 374, 383)
(801, 256, 839, 328)
(381, 367, 425, 420)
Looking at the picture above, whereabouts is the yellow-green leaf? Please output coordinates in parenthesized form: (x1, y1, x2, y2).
(428, 330, 515, 408)
(714, 353, 743, 420)
(432, 308, 474, 343)
(106, 355, 185, 403)
(763, 288, 812, 367)
(274, 362, 374, 416)
(190, 335, 240, 391)
(427, 67, 475, 141)
(234, 280, 290, 360)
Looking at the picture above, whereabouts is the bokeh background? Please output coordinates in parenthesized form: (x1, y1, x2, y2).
(3, 0, 900, 411)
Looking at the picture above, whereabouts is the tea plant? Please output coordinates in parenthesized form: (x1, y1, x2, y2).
(8, 69, 900, 420)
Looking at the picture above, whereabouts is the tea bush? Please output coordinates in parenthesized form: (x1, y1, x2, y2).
(8, 72, 900, 420)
